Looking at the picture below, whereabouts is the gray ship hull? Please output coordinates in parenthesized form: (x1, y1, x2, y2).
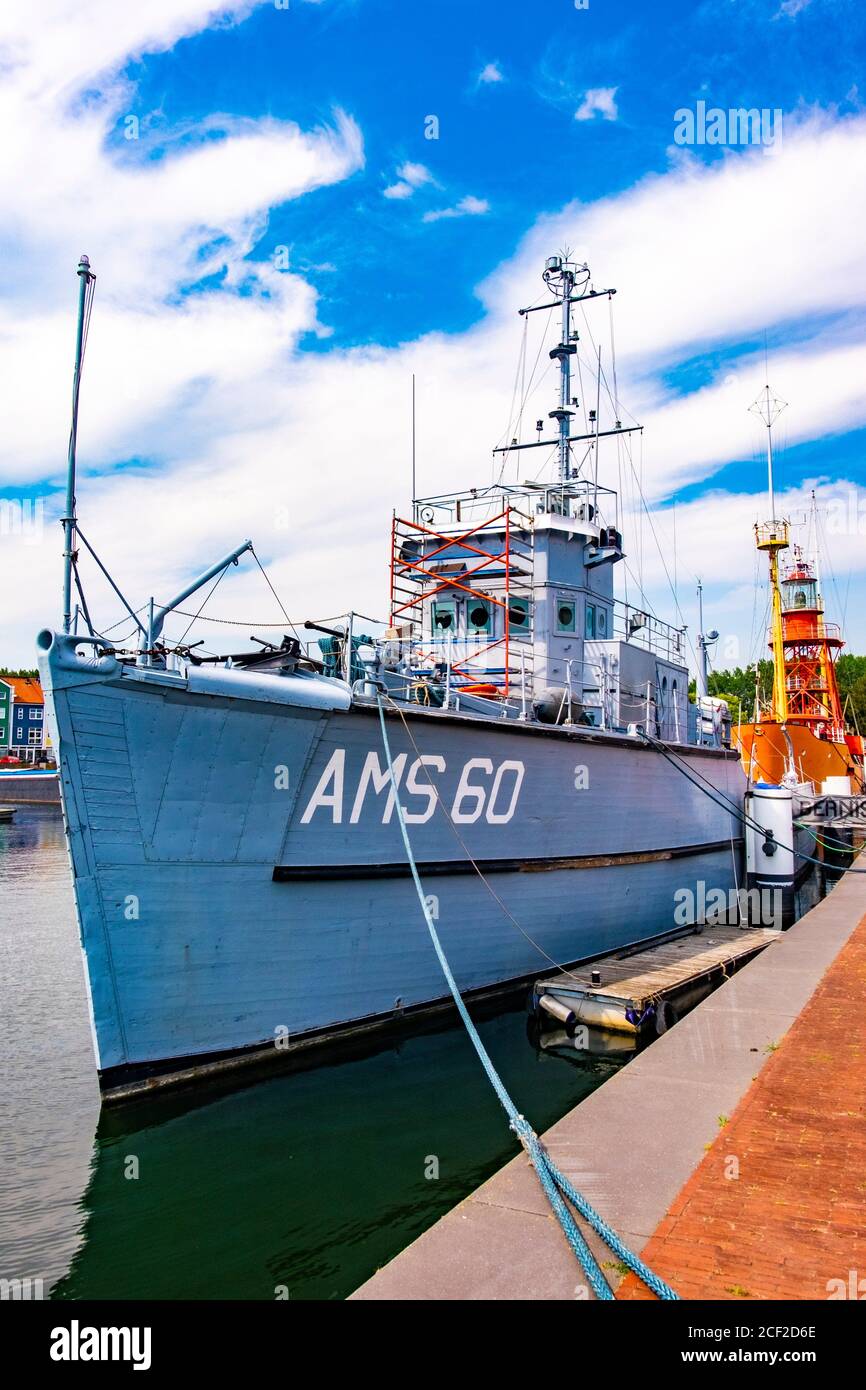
(39, 632, 747, 1100)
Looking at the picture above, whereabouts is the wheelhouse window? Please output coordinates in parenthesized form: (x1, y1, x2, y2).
(467, 598, 491, 633)
(556, 598, 576, 634)
(431, 601, 456, 632)
(507, 597, 531, 634)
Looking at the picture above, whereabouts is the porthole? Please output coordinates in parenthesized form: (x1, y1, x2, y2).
(468, 600, 491, 632)
(556, 600, 576, 634)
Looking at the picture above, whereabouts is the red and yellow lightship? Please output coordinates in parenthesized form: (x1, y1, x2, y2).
(733, 387, 864, 790)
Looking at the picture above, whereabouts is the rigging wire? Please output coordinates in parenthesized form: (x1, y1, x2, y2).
(175, 564, 230, 647)
(250, 546, 303, 647)
(492, 314, 529, 482)
(503, 306, 555, 438)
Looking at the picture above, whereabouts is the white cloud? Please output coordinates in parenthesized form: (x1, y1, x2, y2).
(478, 62, 504, 85)
(422, 195, 490, 223)
(383, 161, 434, 199)
(2, 6, 866, 673)
(575, 87, 619, 122)
(0, 2, 363, 315)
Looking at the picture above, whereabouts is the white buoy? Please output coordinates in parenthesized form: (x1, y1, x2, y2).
(745, 783, 794, 895)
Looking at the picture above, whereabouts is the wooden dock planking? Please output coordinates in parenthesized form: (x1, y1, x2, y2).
(535, 926, 780, 1026)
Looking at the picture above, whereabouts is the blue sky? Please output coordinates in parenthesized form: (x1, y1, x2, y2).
(114, 0, 864, 350)
(1, 0, 865, 668)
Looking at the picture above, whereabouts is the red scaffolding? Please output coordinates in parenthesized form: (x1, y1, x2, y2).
(389, 507, 533, 694)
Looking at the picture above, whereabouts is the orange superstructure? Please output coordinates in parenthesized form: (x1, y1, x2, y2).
(734, 543, 864, 789)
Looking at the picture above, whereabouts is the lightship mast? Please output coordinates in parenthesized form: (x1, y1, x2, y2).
(750, 384, 789, 722)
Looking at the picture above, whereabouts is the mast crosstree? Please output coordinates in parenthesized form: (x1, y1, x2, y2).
(493, 254, 641, 482)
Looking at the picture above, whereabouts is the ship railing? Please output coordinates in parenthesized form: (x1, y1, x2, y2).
(378, 641, 690, 738)
(610, 600, 687, 664)
(295, 611, 391, 683)
(770, 620, 842, 645)
(786, 676, 830, 692)
(412, 478, 618, 529)
(754, 519, 790, 550)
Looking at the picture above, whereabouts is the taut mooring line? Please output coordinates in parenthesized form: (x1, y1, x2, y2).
(375, 694, 679, 1301)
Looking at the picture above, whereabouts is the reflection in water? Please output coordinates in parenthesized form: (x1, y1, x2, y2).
(2, 807, 626, 1301)
(54, 1011, 624, 1301)
(0, 807, 99, 1291)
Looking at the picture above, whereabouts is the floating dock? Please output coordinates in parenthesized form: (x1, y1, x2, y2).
(352, 865, 866, 1300)
(533, 925, 780, 1035)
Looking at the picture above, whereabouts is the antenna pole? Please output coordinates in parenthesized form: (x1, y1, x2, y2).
(750, 383, 786, 523)
(696, 579, 709, 699)
(62, 254, 95, 635)
(411, 372, 416, 506)
(593, 345, 601, 506)
(766, 400, 775, 520)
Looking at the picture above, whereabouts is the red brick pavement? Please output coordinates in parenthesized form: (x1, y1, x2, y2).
(618, 910, 866, 1300)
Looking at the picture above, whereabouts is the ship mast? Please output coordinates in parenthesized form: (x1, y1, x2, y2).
(62, 255, 96, 634)
(750, 384, 789, 722)
(493, 254, 641, 487)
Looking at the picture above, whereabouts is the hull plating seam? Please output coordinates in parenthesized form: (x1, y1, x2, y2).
(272, 838, 744, 881)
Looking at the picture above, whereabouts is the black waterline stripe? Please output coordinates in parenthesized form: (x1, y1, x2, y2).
(272, 839, 743, 882)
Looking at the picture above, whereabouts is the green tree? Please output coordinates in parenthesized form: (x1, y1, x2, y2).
(844, 674, 866, 733)
(702, 654, 866, 731)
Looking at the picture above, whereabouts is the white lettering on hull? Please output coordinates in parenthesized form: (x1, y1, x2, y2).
(300, 749, 345, 824)
(404, 755, 446, 824)
(299, 751, 525, 826)
(350, 751, 407, 824)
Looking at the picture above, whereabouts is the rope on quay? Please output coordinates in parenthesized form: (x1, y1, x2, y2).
(375, 695, 679, 1302)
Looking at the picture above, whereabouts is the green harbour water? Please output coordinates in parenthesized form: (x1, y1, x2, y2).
(1, 805, 629, 1301)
